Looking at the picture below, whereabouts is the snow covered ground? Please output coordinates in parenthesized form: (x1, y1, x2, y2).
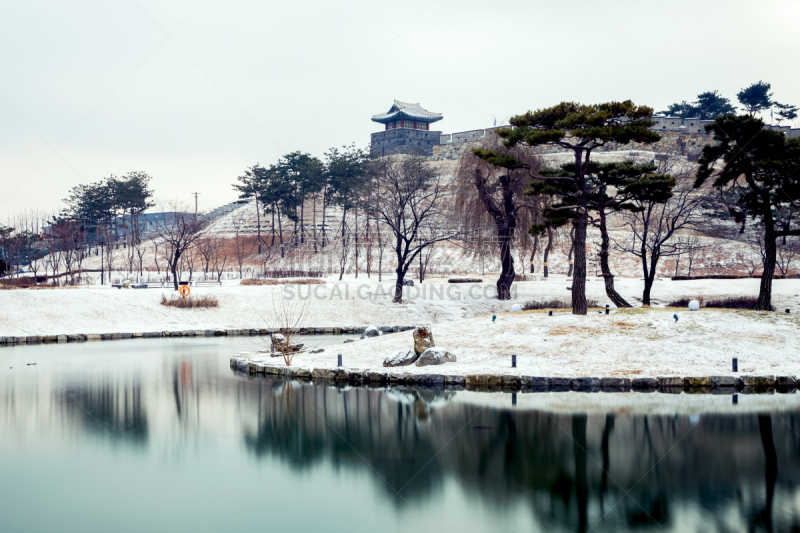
(2, 275, 799, 378)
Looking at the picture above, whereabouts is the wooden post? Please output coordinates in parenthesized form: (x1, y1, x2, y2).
(732, 358, 738, 372)
(512, 354, 516, 368)
(338, 354, 342, 367)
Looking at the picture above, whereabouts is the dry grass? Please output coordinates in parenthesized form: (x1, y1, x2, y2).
(240, 278, 326, 286)
(0, 278, 53, 290)
(668, 295, 775, 311)
(160, 294, 219, 308)
(523, 298, 599, 310)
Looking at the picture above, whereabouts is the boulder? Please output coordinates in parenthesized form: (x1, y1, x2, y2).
(309, 348, 324, 354)
(361, 325, 382, 339)
(383, 349, 418, 367)
(271, 334, 303, 353)
(415, 348, 456, 367)
(413, 326, 435, 355)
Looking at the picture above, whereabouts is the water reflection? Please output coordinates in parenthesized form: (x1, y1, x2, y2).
(57, 381, 149, 445)
(241, 377, 800, 532)
(2, 338, 800, 532)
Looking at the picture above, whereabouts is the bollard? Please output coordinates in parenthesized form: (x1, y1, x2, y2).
(512, 393, 517, 406)
(338, 354, 342, 367)
(732, 357, 738, 372)
(512, 354, 516, 368)
(733, 394, 738, 405)
(605, 304, 609, 315)
(548, 310, 553, 316)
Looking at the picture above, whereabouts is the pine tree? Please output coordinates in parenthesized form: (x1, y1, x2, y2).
(475, 100, 661, 314)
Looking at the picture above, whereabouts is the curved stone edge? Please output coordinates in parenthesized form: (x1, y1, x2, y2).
(0, 326, 416, 348)
(230, 355, 797, 395)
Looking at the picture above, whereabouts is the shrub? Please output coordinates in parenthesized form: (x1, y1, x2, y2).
(705, 296, 775, 311)
(240, 278, 326, 286)
(668, 295, 775, 311)
(160, 294, 219, 308)
(523, 298, 598, 310)
(667, 297, 699, 307)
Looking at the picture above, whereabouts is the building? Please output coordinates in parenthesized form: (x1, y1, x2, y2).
(370, 100, 443, 156)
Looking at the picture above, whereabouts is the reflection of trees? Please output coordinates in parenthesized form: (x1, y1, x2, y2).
(241, 379, 800, 532)
(57, 381, 148, 445)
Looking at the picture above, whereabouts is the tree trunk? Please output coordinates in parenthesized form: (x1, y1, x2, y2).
(170, 258, 180, 290)
(255, 196, 262, 254)
(567, 226, 575, 277)
(530, 233, 539, 273)
(598, 210, 631, 308)
(572, 217, 588, 314)
(497, 227, 514, 299)
(542, 227, 552, 278)
(642, 251, 659, 306)
(757, 219, 776, 310)
(277, 206, 284, 258)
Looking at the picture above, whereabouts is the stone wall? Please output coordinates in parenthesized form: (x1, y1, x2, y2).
(370, 129, 442, 157)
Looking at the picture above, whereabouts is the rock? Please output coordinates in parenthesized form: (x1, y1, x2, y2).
(571, 377, 600, 392)
(413, 326, 435, 355)
(312, 368, 335, 380)
(684, 376, 712, 388)
(465, 374, 500, 387)
(383, 349, 418, 367)
(309, 348, 324, 354)
(776, 376, 797, 388)
(271, 334, 303, 352)
(741, 375, 776, 388)
(600, 377, 631, 391)
(632, 377, 658, 390)
(364, 371, 389, 383)
(550, 377, 570, 391)
(360, 325, 382, 339)
(415, 348, 456, 367)
(657, 376, 684, 388)
(711, 376, 738, 388)
(343, 338, 355, 344)
(522, 376, 551, 390)
(402, 279, 414, 286)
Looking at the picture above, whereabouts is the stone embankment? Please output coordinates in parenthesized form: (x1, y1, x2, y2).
(230, 354, 796, 395)
(0, 326, 415, 347)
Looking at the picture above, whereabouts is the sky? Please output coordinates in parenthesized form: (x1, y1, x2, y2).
(2, 0, 800, 220)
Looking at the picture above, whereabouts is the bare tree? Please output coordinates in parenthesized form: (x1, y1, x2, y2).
(370, 156, 463, 303)
(454, 137, 541, 299)
(616, 166, 707, 305)
(151, 205, 208, 290)
(777, 238, 799, 276)
(337, 224, 352, 281)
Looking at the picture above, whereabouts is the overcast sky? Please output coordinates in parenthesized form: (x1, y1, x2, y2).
(2, 0, 799, 219)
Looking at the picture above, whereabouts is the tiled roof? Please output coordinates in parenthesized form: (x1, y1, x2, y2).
(372, 100, 443, 124)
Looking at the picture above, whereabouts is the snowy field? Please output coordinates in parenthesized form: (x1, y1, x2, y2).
(2, 275, 799, 378)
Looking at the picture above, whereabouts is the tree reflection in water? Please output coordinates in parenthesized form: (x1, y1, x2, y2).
(243, 377, 800, 532)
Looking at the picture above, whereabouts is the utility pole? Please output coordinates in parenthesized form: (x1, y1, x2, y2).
(191, 192, 200, 217)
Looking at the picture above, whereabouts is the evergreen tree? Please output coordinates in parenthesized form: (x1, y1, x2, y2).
(475, 100, 661, 314)
(530, 161, 673, 308)
(737, 81, 774, 117)
(693, 91, 737, 119)
(661, 90, 736, 119)
(774, 102, 798, 124)
(696, 114, 800, 310)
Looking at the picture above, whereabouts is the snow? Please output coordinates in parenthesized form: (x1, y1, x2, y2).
(2, 275, 799, 379)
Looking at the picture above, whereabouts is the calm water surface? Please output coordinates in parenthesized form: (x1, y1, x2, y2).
(2, 337, 800, 532)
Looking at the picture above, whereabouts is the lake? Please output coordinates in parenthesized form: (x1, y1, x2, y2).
(2, 337, 799, 532)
